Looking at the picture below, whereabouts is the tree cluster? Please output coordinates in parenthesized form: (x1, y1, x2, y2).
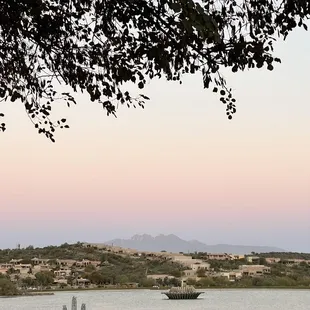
(0, 0, 309, 140)
(0, 275, 19, 296)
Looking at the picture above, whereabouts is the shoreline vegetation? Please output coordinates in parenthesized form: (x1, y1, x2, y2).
(1, 285, 310, 299)
(0, 242, 309, 297)
(33, 285, 310, 292)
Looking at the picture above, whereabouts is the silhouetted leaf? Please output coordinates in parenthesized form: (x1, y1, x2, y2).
(140, 95, 150, 100)
(267, 64, 274, 71)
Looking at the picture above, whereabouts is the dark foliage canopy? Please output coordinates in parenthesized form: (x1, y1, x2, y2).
(0, 0, 309, 141)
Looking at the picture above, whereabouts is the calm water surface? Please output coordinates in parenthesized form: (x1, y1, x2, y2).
(1, 289, 309, 310)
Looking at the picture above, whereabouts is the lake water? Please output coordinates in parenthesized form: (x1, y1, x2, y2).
(0, 289, 309, 310)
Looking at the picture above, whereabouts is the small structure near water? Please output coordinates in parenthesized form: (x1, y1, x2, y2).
(161, 282, 204, 300)
(62, 296, 86, 310)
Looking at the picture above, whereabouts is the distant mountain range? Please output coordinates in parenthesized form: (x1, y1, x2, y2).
(105, 234, 286, 254)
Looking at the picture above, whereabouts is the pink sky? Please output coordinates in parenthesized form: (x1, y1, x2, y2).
(0, 27, 309, 252)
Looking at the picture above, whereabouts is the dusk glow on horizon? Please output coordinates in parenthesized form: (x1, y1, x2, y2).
(0, 27, 309, 252)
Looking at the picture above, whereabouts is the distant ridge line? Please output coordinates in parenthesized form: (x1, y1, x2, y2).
(104, 234, 286, 254)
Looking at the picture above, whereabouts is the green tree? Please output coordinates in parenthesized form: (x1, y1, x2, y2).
(140, 278, 156, 287)
(213, 276, 230, 287)
(22, 277, 36, 288)
(87, 271, 105, 285)
(252, 277, 264, 286)
(170, 269, 182, 278)
(186, 278, 197, 286)
(167, 277, 181, 287)
(276, 276, 296, 287)
(116, 275, 129, 284)
(35, 271, 54, 287)
(84, 264, 96, 273)
(6, 267, 15, 275)
(67, 276, 75, 286)
(196, 268, 206, 277)
(0, 278, 19, 296)
(0, 0, 309, 140)
(198, 277, 216, 287)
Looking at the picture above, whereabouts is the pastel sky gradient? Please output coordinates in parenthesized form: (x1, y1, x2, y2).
(1, 27, 309, 252)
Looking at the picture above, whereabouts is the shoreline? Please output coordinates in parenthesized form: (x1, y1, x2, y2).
(30, 285, 310, 293)
(1, 286, 310, 298)
(0, 292, 55, 298)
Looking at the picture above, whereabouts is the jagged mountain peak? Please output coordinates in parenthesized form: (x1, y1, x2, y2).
(131, 234, 153, 241)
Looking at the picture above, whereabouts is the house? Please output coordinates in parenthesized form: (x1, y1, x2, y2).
(240, 265, 270, 276)
(190, 261, 210, 271)
(54, 268, 71, 278)
(147, 274, 174, 280)
(171, 255, 190, 262)
(0, 263, 13, 269)
(75, 259, 100, 268)
(14, 264, 32, 274)
(221, 271, 243, 281)
(53, 278, 68, 286)
(280, 259, 310, 266)
(265, 257, 281, 264)
(204, 253, 232, 260)
(56, 259, 77, 267)
(246, 256, 260, 264)
(82, 243, 139, 256)
(73, 278, 90, 288)
(229, 254, 245, 260)
(31, 258, 50, 265)
(9, 259, 23, 265)
(0, 268, 8, 275)
(32, 264, 51, 273)
(183, 270, 197, 278)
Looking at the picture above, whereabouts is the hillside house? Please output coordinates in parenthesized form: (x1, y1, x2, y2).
(0, 263, 13, 269)
(147, 274, 174, 280)
(190, 261, 210, 271)
(265, 257, 281, 264)
(9, 259, 23, 265)
(14, 264, 32, 274)
(246, 256, 260, 264)
(32, 264, 51, 273)
(75, 259, 101, 268)
(280, 259, 310, 266)
(56, 259, 77, 267)
(73, 278, 90, 288)
(53, 278, 68, 286)
(54, 268, 71, 278)
(221, 271, 243, 281)
(183, 269, 197, 278)
(204, 253, 232, 260)
(240, 265, 270, 276)
(31, 258, 50, 265)
(229, 254, 245, 260)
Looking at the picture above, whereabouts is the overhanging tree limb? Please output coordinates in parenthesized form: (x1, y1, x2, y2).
(0, 0, 309, 141)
